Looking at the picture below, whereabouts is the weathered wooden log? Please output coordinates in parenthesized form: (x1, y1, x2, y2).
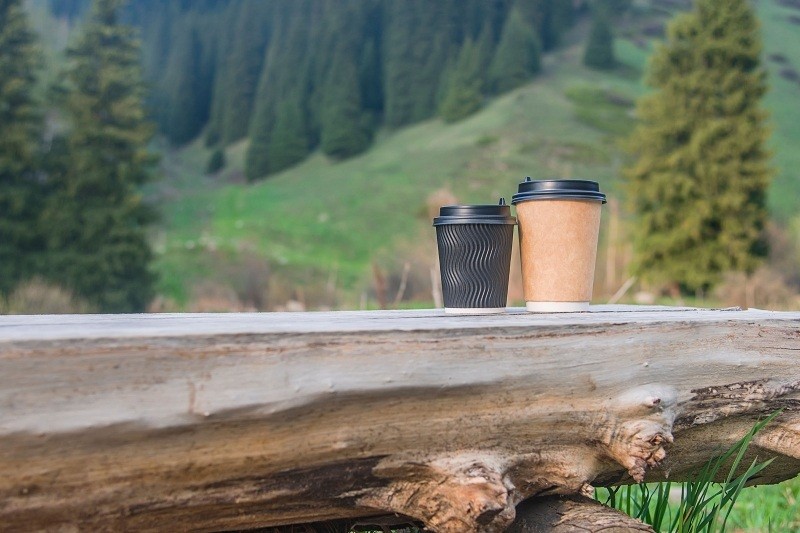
(506, 495, 655, 532)
(0, 306, 799, 532)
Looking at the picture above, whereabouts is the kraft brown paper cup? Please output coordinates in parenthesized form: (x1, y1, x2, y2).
(512, 179, 606, 312)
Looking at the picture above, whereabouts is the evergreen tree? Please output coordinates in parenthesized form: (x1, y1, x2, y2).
(219, 0, 271, 144)
(47, 0, 578, 161)
(162, 23, 205, 144)
(244, 50, 277, 180)
(474, 19, 495, 83)
(133, 0, 178, 85)
(439, 39, 483, 123)
(0, 0, 44, 295)
(583, 8, 615, 70)
(206, 147, 225, 174)
(358, 2, 383, 116)
(625, 0, 772, 292)
(549, 0, 575, 48)
(245, 4, 313, 180)
(410, 0, 459, 123)
(358, 38, 383, 115)
(42, 0, 157, 312)
(383, 1, 418, 127)
(204, 2, 236, 146)
(320, 40, 369, 159)
(515, 0, 571, 51)
(382, 0, 459, 127)
(269, 96, 309, 172)
(489, 8, 541, 94)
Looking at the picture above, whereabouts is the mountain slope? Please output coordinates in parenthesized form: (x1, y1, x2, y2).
(153, 23, 645, 309)
(757, 0, 800, 220)
(124, 2, 800, 309)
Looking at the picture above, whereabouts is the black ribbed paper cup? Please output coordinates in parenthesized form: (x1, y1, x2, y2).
(433, 199, 516, 314)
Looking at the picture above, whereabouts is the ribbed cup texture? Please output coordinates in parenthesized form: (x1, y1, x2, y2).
(436, 224, 514, 308)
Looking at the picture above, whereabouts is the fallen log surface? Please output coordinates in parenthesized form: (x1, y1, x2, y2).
(1, 305, 799, 532)
(506, 495, 655, 533)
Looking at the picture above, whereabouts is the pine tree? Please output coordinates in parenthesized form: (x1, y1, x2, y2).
(245, 3, 313, 180)
(244, 60, 276, 179)
(320, 40, 370, 159)
(219, 0, 271, 144)
(514, 0, 569, 52)
(138, 0, 172, 81)
(549, 0, 575, 47)
(0, 0, 44, 296)
(489, 8, 541, 94)
(583, 8, 615, 70)
(410, 0, 459, 123)
(206, 147, 225, 174)
(625, 0, 772, 292)
(42, 0, 157, 312)
(474, 19, 495, 84)
(204, 2, 236, 147)
(162, 23, 205, 144)
(383, 1, 417, 127)
(269, 96, 309, 172)
(358, 38, 383, 115)
(439, 39, 483, 123)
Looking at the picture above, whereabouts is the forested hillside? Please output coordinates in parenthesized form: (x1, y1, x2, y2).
(14, 0, 799, 314)
(47, 0, 578, 180)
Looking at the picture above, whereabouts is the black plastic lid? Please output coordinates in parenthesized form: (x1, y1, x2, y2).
(433, 198, 517, 226)
(511, 178, 607, 204)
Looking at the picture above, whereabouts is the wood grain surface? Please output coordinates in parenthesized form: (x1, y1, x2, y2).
(1, 306, 799, 532)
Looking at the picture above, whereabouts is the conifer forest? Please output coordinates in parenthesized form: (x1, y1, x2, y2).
(1, 0, 800, 319)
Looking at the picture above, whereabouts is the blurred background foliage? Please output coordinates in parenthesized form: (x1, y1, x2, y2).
(1, 0, 799, 313)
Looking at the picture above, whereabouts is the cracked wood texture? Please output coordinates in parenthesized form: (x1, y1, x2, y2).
(0, 305, 799, 532)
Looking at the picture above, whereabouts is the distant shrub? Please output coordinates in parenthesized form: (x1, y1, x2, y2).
(206, 148, 225, 174)
(475, 134, 499, 147)
(766, 221, 800, 288)
(0, 279, 92, 314)
(714, 267, 800, 310)
(180, 250, 272, 312)
(779, 68, 800, 82)
(564, 85, 607, 106)
(189, 281, 246, 313)
(583, 10, 615, 70)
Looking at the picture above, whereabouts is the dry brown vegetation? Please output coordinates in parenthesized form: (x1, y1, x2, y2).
(0, 279, 91, 314)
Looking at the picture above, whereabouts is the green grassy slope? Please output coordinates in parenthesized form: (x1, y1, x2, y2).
(154, 25, 643, 307)
(154, 2, 800, 309)
(757, 0, 800, 220)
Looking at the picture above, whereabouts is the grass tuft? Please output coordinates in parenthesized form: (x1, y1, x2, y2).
(597, 412, 783, 532)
